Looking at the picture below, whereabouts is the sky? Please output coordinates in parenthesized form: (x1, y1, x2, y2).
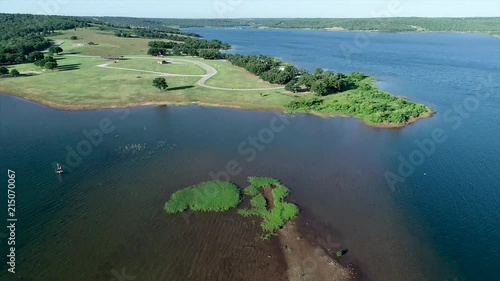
(0, 0, 499, 18)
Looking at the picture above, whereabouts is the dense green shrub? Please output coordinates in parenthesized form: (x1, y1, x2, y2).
(239, 177, 299, 237)
(164, 181, 241, 213)
(285, 87, 432, 125)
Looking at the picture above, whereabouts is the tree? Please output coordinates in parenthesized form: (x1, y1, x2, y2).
(285, 81, 301, 93)
(0, 66, 8, 75)
(70, 36, 78, 40)
(311, 80, 328, 96)
(28, 51, 45, 62)
(34, 55, 56, 67)
(10, 69, 20, 77)
(44, 61, 58, 70)
(153, 77, 169, 91)
(198, 49, 222, 60)
(49, 46, 63, 55)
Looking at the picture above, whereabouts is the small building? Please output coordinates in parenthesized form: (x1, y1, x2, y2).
(87, 42, 97, 45)
(101, 56, 125, 60)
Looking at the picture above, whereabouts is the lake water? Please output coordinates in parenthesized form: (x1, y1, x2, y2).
(1, 28, 499, 280)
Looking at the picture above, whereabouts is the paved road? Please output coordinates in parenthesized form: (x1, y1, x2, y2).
(96, 63, 204, 77)
(43, 40, 65, 52)
(67, 54, 285, 91)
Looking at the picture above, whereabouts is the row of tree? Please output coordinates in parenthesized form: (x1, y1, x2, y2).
(114, 27, 202, 40)
(86, 17, 500, 35)
(225, 54, 300, 85)
(34, 55, 58, 69)
(147, 38, 228, 59)
(286, 69, 367, 96)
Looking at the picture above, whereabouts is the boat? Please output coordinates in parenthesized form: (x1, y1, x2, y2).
(56, 163, 63, 174)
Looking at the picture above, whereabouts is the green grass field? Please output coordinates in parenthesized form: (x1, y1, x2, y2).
(51, 28, 161, 56)
(0, 55, 292, 110)
(117, 57, 206, 75)
(201, 59, 280, 89)
(164, 181, 241, 213)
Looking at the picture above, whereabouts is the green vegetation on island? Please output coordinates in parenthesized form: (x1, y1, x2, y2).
(164, 181, 240, 213)
(239, 177, 299, 238)
(163, 177, 299, 239)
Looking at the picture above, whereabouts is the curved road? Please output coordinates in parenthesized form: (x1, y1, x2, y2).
(68, 55, 285, 91)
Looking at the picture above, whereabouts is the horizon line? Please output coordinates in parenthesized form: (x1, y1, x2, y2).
(2, 13, 499, 19)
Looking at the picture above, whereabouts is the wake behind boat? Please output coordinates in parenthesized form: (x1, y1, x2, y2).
(56, 163, 63, 174)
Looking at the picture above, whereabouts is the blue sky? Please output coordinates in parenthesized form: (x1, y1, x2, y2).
(1, 0, 499, 18)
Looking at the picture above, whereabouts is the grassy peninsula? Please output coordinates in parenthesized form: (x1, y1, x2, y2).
(0, 14, 433, 128)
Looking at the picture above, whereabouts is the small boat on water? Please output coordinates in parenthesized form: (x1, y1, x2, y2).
(56, 163, 63, 174)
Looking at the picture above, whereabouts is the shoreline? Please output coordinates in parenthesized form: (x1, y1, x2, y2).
(252, 26, 500, 38)
(0, 91, 432, 129)
(262, 180, 357, 281)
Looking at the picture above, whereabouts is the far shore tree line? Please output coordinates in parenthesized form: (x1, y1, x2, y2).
(146, 39, 229, 59)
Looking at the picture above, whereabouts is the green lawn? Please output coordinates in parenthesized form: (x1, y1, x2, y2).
(0, 55, 292, 110)
(164, 181, 241, 213)
(201, 59, 281, 89)
(111, 57, 206, 76)
(50, 28, 178, 56)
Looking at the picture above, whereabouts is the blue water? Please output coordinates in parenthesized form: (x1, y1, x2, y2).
(187, 28, 500, 280)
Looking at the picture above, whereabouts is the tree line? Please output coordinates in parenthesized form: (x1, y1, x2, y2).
(93, 17, 500, 36)
(113, 26, 200, 39)
(286, 69, 367, 96)
(225, 54, 300, 85)
(147, 38, 229, 59)
(0, 14, 88, 65)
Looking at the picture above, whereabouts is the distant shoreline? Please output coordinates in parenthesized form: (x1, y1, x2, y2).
(252, 26, 500, 37)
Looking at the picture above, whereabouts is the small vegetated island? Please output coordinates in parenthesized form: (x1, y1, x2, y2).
(164, 177, 299, 238)
(0, 14, 433, 127)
